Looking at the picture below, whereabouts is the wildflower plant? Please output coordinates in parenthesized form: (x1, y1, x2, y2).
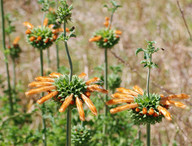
(25, 72, 108, 121)
(106, 41, 189, 146)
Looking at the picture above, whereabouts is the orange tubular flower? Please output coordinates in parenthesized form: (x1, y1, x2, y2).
(107, 85, 189, 125)
(23, 22, 34, 29)
(115, 30, 122, 35)
(25, 72, 108, 121)
(89, 36, 102, 42)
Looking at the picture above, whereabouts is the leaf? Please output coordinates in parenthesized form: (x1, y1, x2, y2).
(135, 48, 144, 55)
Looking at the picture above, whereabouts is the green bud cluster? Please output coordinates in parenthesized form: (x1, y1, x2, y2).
(53, 74, 87, 104)
(94, 29, 120, 49)
(72, 125, 91, 146)
(9, 45, 21, 60)
(56, 0, 73, 23)
(130, 93, 163, 125)
(26, 26, 54, 50)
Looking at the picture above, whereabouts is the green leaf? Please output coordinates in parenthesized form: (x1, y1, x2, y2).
(136, 48, 144, 55)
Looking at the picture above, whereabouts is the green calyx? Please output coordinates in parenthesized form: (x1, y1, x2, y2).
(56, 0, 73, 23)
(53, 74, 87, 104)
(94, 28, 120, 49)
(72, 125, 91, 146)
(131, 92, 163, 125)
(46, 11, 61, 29)
(26, 26, 54, 50)
(9, 45, 21, 60)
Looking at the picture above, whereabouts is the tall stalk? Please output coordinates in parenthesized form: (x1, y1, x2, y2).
(56, 43, 60, 71)
(40, 49, 47, 146)
(64, 21, 73, 146)
(12, 58, 16, 101)
(1, 0, 14, 115)
(146, 55, 152, 146)
(47, 48, 51, 69)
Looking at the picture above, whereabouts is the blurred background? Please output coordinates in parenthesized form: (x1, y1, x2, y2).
(0, 0, 192, 145)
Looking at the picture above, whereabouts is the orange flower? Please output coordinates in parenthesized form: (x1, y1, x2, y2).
(29, 36, 36, 41)
(107, 85, 189, 121)
(43, 18, 48, 26)
(89, 36, 102, 42)
(25, 29, 31, 34)
(23, 22, 34, 29)
(25, 72, 108, 121)
(115, 30, 122, 35)
(37, 36, 42, 41)
(13, 36, 20, 45)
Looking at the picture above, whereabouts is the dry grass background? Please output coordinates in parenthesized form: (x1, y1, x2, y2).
(0, 0, 192, 145)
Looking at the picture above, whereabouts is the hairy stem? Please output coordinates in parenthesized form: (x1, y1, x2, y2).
(64, 21, 73, 146)
(47, 48, 51, 70)
(12, 58, 16, 103)
(56, 43, 60, 72)
(40, 49, 47, 146)
(146, 55, 152, 146)
(1, 0, 14, 115)
(103, 48, 108, 144)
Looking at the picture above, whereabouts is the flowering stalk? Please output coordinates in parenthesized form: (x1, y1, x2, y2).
(56, 43, 60, 71)
(40, 49, 47, 146)
(64, 21, 73, 146)
(0, 0, 14, 115)
(146, 54, 152, 146)
(146, 55, 152, 146)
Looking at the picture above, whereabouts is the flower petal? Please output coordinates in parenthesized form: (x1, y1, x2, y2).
(81, 94, 97, 115)
(110, 103, 138, 114)
(25, 86, 56, 96)
(116, 87, 138, 96)
(169, 100, 186, 109)
(78, 72, 87, 78)
(87, 85, 108, 94)
(76, 97, 85, 121)
(49, 72, 62, 78)
(157, 105, 172, 120)
(35, 76, 55, 82)
(86, 77, 100, 85)
(28, 81, 53, 88)
(59, 94, 73, 112)
(133, 85, 144, 95)
(106, 98, 134, 105)
(43, 18, 48, 26)
(111, 93, 134, 99)
(37, 91, 58, 104)
(23, 22, 34, 29)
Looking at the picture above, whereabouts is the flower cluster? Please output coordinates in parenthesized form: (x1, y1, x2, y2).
(56, 0, 73, 23)
(8, 36, 22, 60)
(72, 125, 91, 146)
(106, 85, 189, 125)
(89, 17, 122, 49)
(25, 72, 108, 121)
(23, 20, 63, 50)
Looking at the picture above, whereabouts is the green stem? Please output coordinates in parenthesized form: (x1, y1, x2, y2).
(56, 43, 60, 72)
(47, 48, 51, 69)
(12, 58, 16, 103)
(64, 22, 73, 146)
(1, 0, 14, 115)
(40, 49, 47, 146)
(146, 55, 152, 146)
(103, 48, 108, 143)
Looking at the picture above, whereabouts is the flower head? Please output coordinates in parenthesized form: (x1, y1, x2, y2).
(25, 72, 108, 121)
(106, 85, 189, 125)
(23, 20, 64, 50)
(8, 36, 22, 60)
(89, 17, 122, 49)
